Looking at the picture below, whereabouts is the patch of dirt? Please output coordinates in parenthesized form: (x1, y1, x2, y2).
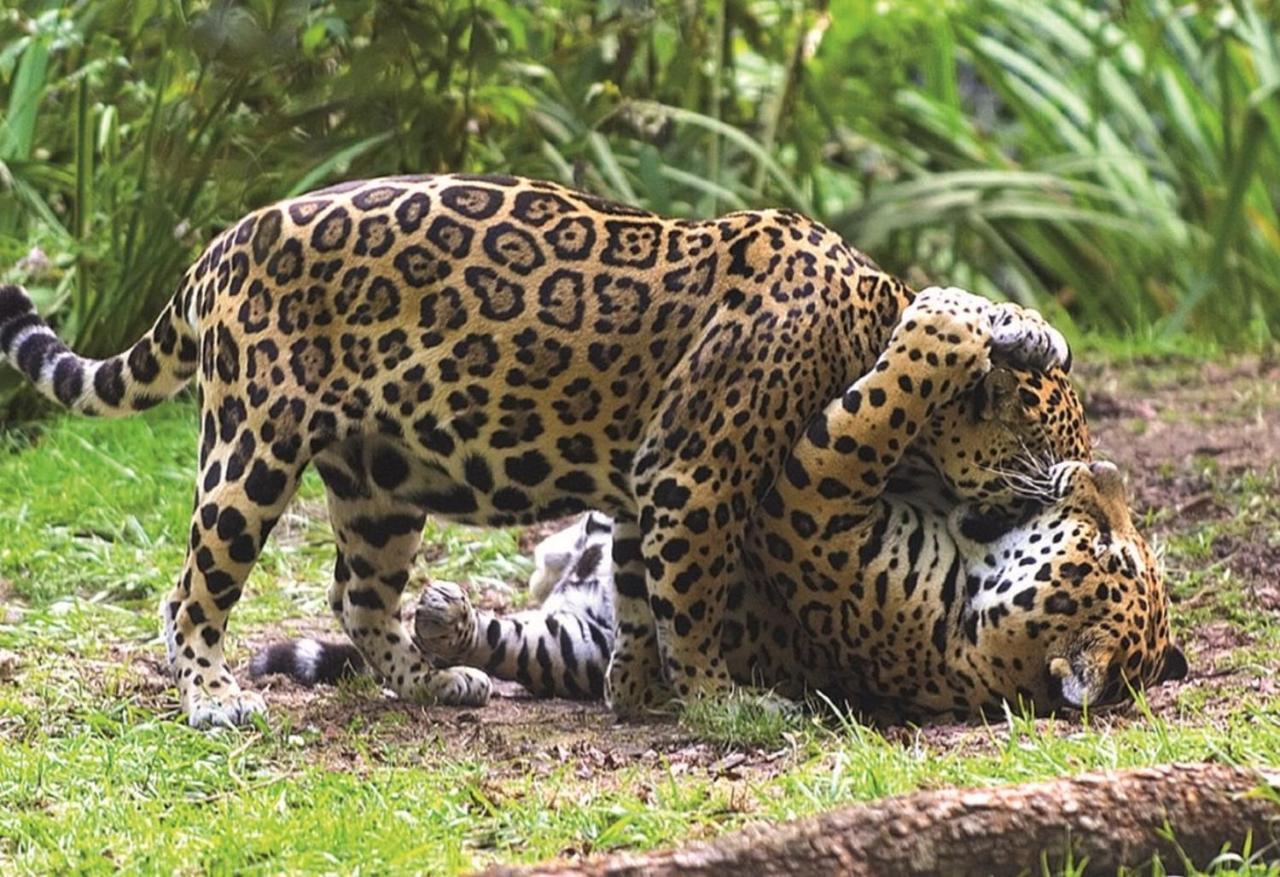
(0, 577, 25, 624)
(1080, 356, 1280, 523)
(1071, 356, 1280, 724)
(1188, 621, 1255, 665)
(257, 676, 685, 775)
(224, 613, 800, 779)
(0, 649, 20, 682)
(94, 635, 797, 783)
(1211, 535, 1280, 582)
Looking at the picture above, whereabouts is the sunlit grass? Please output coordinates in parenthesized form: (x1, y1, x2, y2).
(679, 690, 811, 751)
(0, 403, 529, 615)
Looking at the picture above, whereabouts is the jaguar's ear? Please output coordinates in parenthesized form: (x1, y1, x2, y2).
(971, 368, 1021, 423)
(1159, 644, 1189, 683)
(1048, 655, 1102, 708)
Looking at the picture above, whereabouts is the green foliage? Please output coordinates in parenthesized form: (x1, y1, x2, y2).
(1, 0, 1278, 418)
(835, 0, 1280, 340)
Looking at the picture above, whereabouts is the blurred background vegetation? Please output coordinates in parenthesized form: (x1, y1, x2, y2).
(1, 0, 1278, 417)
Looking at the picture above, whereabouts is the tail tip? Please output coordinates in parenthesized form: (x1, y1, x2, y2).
(249, 638, 364, 686)
(0, 285, 33, 326)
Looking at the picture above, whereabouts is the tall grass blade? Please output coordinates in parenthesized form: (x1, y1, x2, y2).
(0, 25, 49, 161)
(74, 75, 93, 334)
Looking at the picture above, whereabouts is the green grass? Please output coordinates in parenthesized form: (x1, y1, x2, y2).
(0, 401, 529, 618)
(679, 690, 809, 750)
(1, 397, 1278, 874)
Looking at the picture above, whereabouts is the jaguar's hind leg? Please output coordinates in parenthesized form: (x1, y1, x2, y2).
(315, 441, 490, 707)
(165, 450, 306, 729)
(414, 580, 611, 699)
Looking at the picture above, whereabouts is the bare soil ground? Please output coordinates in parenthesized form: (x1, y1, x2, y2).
(1077, 356, 1280, 720)
(105, 357, 1280, 777)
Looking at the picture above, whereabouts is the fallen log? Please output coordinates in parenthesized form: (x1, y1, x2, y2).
(486, 762, 1280, 876)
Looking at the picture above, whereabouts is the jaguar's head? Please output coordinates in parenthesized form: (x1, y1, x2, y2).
(920, 366, 1092, 508)
(952, 459, 1187, 714)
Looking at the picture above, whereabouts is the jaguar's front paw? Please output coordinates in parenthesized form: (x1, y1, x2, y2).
(412, 580, 476, 662)
(909, 287, 1071, 376)
(987, 302, 1071, 373)
(605, 650, 676, 718)
(185, 689, 266, 730)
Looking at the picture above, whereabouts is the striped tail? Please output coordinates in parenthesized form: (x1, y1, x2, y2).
(0, 284, 198, 416)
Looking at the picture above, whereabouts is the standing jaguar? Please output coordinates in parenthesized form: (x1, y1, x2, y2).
(0, 174, 1079, 728)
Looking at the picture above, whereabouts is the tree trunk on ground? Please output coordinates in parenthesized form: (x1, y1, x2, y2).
(486, 763, 1280, 877)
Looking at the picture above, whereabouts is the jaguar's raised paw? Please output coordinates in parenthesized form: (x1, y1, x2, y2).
(413, 580, 476, 662)
(987, 302, 1072, 373)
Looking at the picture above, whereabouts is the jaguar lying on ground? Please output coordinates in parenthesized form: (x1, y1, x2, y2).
(259, 359, 1187, 719)
(0, 173, 1137, 728)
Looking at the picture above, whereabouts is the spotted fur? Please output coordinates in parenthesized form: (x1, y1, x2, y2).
(0, 174, 1120, 728)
